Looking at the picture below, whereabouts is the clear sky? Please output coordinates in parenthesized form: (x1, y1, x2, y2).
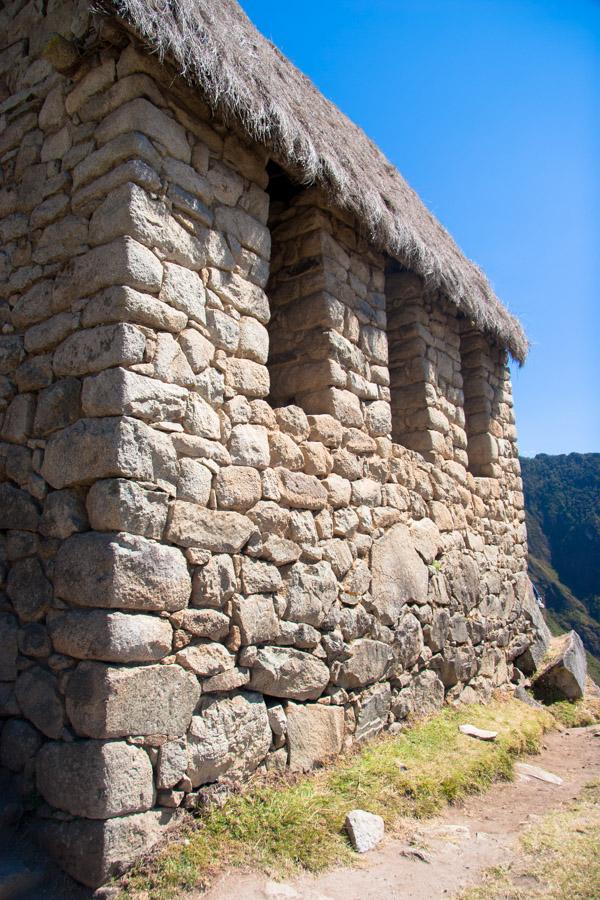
(239, 0, 599, 457)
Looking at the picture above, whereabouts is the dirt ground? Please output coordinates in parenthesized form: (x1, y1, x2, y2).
(200, 724, 600, 900)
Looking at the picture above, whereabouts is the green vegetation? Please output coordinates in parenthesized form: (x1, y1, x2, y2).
(521, 453, 600, 677)
(120, 700, 553, 899)
(547, 695, 600, 728)
(461, 781, 600, 899)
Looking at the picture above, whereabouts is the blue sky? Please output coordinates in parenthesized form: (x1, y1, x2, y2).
(240, 0, 599, 457)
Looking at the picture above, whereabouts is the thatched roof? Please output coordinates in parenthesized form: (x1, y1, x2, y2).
(106, 0, 528, 362)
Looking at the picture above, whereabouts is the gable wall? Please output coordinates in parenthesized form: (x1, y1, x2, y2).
(0, 1, 543, 886)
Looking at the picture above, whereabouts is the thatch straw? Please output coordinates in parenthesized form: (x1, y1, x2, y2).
(104, 0, 528, 362)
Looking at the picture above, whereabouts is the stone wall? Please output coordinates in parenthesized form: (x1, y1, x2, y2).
(0, 1, 542, 887)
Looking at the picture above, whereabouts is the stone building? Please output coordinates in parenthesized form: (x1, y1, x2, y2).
(0, 0, 548, 886)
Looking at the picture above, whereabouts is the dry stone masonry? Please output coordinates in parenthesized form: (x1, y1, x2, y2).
(0, 0, 548, 887)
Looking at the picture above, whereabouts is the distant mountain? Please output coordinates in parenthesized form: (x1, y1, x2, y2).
(520, 453, 600, 683)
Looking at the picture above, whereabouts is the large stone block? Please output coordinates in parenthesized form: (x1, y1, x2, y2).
(166, 501, 255, 553)
(65, 662, 200, 738)
(86, 478, 169, 539)
(160, 262, 207, 323)
(176, 642, 235, 677)
(42, 416, 178, 492)
(333, 639, 394, 689)
(371, 524, 429, 626)
(52, 237, 163, 310)
(95, 98, 191, 162)
(89, 182, 207, 270)
(233, 595, 280, 645)
(248, 647, 329, 700)
(36, 740, 154, 818)
(82, 285, 188, 333)
(229, 424, 270, 468)
(49, 609, 173, 662)
(282, 561, 338, 627)
(533, 631, 587, 702)
(54, 532, 191, 612)
(38, 809, 175, 888)
(187, 691, 271, 787)
(286, 703, 345, 772)
(53, 324, 146, 378)
(82, 367, 188, 422)
(276, 468, 328, 510)
(215, 465, 262, 511)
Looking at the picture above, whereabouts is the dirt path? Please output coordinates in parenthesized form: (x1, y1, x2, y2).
(201, 724, 600, 900)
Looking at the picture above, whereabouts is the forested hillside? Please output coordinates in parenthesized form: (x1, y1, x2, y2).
(521, 453, 600, 680)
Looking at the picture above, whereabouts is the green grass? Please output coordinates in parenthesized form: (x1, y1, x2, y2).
(547, 695, 600, 728)
(120, 699, 554, 899)
(461, 781, 600, 899)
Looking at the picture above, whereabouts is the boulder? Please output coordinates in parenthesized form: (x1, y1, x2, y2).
(371, 524, 429, 626)
(187, 691, 271, 786)
(286, 703, 345, 772)
(345, 810, 385, 853)
(54, 531, 191, 612)
(65, 662, 200, 738)
(533, 631, 587, 702)
(248, 646, 330, 700)
(48, 609, 173, 662)
(36, 740, 154, 818)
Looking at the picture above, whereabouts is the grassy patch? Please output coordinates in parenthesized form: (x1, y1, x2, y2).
(120, 699, 553, 898)
(461, 781, 600, 899)
(547, 695, 600, 728)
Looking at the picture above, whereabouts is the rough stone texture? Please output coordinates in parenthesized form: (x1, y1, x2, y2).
(166, 502, 254, 552)
(187, 692, 271, 786)
(14, 667, 64, 739)
(533, 631, 587, 702)
(36, 740, 154, 818)
(248, 647, 330, 700)
(48, 610, 173, 662)
(0, 17, 548, 887)
(38, 810, 175, 888)
(286, 703, 345, 771)
(345, 809, 385, 853)
(42, 417, 178, 492)
(65, 663, 200, 738)
(54, 532, 191, 611)
(371, 524, 429, 625)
